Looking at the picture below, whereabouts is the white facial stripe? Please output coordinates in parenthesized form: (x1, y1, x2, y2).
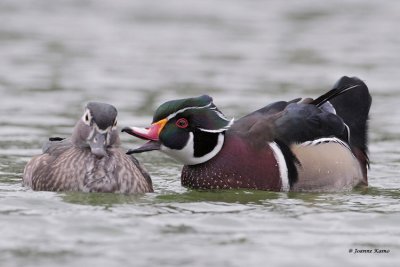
(166, 103, 212, 120)
(160, 133, 193, 164)
(106, 126, 114, 145)
(112, 120, 118, 131)
(87, 123, 113, 144)
(160, 132, 225, 165)
(94, 124, 111, 134)
(198, 118, 235, 133)
(88, 128, 96, 140)
(269, 142, 289, 192)
(213, 108, 231, 121)
(166, 103, 231, 124)
(190, 133, 224, 165)
(165, 104, 233, 134)
(198, 128, 226, 133)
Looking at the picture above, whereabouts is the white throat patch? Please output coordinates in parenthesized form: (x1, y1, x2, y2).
(160, 132, 225, 165)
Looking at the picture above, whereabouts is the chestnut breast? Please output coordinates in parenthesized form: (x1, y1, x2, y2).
(181, 134, 283, 190)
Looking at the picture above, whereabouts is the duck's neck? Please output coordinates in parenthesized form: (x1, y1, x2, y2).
(71, 121, 88, 148)
(161, 131, 225, 166)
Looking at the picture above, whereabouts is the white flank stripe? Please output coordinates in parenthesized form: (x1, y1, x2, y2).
(269, 142, 289, 192)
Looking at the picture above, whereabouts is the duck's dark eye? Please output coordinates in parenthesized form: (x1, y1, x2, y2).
(176, 118, 189, 129)
(85, 114, 89, 122)
(113, 120, 117, 127)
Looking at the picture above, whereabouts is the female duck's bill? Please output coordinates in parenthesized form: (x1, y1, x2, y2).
(75, 102, 119, 158)
(23, 102, 153, 193)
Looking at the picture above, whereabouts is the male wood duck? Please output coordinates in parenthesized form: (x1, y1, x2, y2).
(123, 76, 371, 192)
(23, 102, 153, 193)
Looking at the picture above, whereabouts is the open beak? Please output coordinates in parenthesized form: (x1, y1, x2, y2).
(122, 118, 167, 154)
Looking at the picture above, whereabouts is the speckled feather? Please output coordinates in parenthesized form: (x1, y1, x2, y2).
(181, 134, 283, 190)
(181, 77, 371, 191)
(23, 144, 152, 193)
(126, 76, 371, 192)
(23, 102, 153, 193)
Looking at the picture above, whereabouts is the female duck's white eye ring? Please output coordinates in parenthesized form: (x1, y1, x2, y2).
(113, 120, 117, 127)
(83, 110, 92, 125)
(176, 118, 189, 129)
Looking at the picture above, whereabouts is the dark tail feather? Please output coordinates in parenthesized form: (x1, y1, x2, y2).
(311, 80, 361, 107)
(327, 76, 371, 152)
(327, 76, 372, 182)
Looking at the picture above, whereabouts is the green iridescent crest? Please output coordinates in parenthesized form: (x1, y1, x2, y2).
(153, 95, 212, 122)
(153, 95, 233, 132)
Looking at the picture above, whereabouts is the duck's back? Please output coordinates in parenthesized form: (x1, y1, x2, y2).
(23, 141, 153, 193)
(182, 77, 371, 192)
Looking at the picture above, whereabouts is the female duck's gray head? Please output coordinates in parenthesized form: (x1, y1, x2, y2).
(71, 102, 119, 158)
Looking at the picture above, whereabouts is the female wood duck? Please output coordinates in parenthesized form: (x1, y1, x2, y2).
(23, 102, 153, 193)
(123, 76, 371, 192)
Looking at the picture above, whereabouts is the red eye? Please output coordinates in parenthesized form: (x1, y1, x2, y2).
(176, 118, 189, 129)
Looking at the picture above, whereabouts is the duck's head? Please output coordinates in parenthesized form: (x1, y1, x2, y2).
(123, 95, 233, 165)
(72, 102, 119, 158)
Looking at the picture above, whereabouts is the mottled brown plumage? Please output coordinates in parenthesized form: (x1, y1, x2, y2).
(23, 102, 153, 193)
